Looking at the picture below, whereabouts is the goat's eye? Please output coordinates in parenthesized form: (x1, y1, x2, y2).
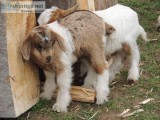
(37, 45, 43, 51)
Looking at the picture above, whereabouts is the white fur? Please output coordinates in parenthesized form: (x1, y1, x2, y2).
(96, 68, 110, 104)
(47, 21, 110, 107)
(38, 8, 58, 25)
(46, 22, 75, 112)
(82, 66, 97, 89)
(38, 4, 148, 106)
(38, 4, 148, 83)
(95, 4, 147, 82)
(52, 52, 73, 112)
(48, 21, 76, 63)
(40, 71, 56, 100)
(83, 4, 148, 97)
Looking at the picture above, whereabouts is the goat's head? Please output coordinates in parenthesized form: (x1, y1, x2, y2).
(21, 26, 65, 65)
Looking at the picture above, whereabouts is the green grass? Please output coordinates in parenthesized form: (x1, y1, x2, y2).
(19, 0, 160, 120)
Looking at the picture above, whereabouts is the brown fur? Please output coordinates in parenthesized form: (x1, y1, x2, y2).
(22, 10, 112, 76)
(105, 23, 116, 36)
(47, 7, 115, 36)
(21, 26, 66, 75)
(122, 42, 131, 55)
(59, 10, 108, 74)
(47, 9, 65, 24)
(47, 4, 80, 24)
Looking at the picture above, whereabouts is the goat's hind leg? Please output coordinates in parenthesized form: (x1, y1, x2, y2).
(89, 52, 110, 104)
(127, 42, 140, 85)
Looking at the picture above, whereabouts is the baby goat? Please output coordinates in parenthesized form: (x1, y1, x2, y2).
(82, 4, 149, 88)
(21, 10, 113, 112)
(38, 4, 148, 87)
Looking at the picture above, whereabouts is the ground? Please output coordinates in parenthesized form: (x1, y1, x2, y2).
(19, 0, 160, 120)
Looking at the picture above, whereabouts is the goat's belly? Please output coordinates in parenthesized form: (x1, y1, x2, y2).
(105, 42, 122, 55)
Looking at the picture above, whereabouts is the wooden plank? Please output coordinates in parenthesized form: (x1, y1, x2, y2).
(0, 0, 40, 117)
(55, 86, 96, 103)
(5, 12, 40, 117)
(87, 0, 95, 11)
(0, 12, 16, 118)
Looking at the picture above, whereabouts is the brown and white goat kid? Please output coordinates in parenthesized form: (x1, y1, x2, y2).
(21, 11, 113, 112)
(37, 4, 148, 86)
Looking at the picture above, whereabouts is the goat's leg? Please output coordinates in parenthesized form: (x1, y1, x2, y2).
(82, 66, 97, 89)
(127, 42, 140, 85)
(89, 52, 110, 105)
(40, 71, 56, 100)
(52, 64, 72, 112)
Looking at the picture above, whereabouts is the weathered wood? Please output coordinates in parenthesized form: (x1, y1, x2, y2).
(87, 0, 95, 11)
(76, 0, 89, 10)
(94, 0, 118, 10)
(0, 1, 40, 117)
(41, 0, 118, 10)
(34, 0, 76, 9)
(0, 12, 15, 118)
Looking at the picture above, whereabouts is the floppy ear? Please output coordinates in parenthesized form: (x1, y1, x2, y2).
(50, 30, 66, 52)
(21, 34, 32, 60)
(105, 23, 116, 35)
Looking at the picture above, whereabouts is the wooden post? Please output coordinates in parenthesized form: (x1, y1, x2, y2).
(0, 1, 39, 118)
(94, 0, 118, 10)
(43, 0, 118, 10)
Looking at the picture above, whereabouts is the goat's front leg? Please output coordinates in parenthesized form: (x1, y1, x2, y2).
(40, 70, 56, 100)
(127, 42, 140, 85)
(52, 64, 72, 112)
(96, 68, 110, 104)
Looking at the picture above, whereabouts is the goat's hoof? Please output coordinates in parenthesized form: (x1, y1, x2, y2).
(96, 94, 108, 105)
(52, 103, 67, 113)
(127, 79, 138, 86)
(40, 92, 52, 100)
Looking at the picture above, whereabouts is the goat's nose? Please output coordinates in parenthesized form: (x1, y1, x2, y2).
(46, 56, 52, 61)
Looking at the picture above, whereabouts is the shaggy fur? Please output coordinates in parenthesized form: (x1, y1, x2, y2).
(94, 4, 148, 84)
(37, 4, 148, 85)
(82, 43, 130, 89)
(22, 10, 112, 112)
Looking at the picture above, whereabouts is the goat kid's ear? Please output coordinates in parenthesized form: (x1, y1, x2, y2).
(63, 3, 80, 16)
(105, 23, 116, 36)
(48, 9, 65, 24)
(51, 31, 66, 52)
(21, 34, 31, 60)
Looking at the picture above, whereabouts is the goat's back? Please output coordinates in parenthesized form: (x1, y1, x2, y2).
(58, 10, 106, 56)
(95, 4, 140, 41)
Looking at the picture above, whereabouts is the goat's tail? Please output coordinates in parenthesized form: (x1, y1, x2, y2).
(139, 25, 149, 42)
